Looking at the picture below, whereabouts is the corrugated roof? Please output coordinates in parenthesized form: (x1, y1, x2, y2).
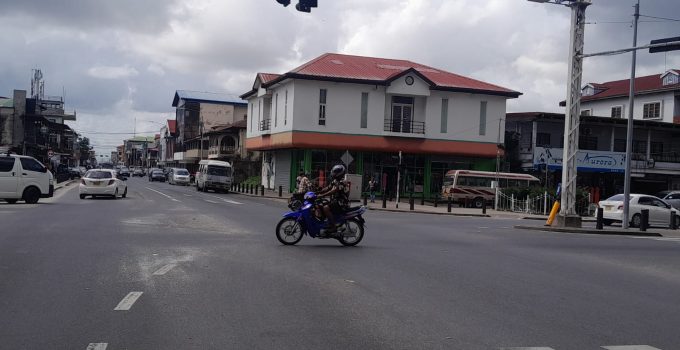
(254, 53, 520, 97)
(167, 119, 177, 134)
(258, 73, 281, 85)
(172, 90, 247, 107)
(582, 69, 680, 101)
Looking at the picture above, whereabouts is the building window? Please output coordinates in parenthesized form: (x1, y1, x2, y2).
(581, 109, 591, 116)
(250, 103, 253, 130)
(318, 89, 327, 126)
(440, 98, 448, 133)
(274, 93, 278, 127)
(650, 141, 663, 156)
(360, 92, 368, 129)
(614, 138, 627, 152)
(663, 73, 678, 86)
(578, 135, 598, 150)
(536, 133, 551, 147)
(389, 96, 416, 133)
(611, 105, 623, 118)
(632, 140, 646, 154)
(258, 99, 262, 125)
(479, 101, 487, 136)
(643, 102, 661, 119)
(284, 90, 288, 125)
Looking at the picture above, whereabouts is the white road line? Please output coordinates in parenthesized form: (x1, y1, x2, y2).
(152, 263, 177, 276)
(114, 292, 143, 311)
(145, 187, 180, 202)
(602, 346, 662, 350)
(200, 193, 243, 205)
(86, 343, 108, 350)
(499, 348, 555, 350)
(204, 199, 219, 204)
(183, 194, 193, 197)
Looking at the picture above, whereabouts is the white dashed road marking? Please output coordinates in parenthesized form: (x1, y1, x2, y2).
(145, 187, 180, 202)
(602, 346, 662, 350)
(86, 343, 108, 350)
(204, 199, 219, 204)
(199, 193, 243, 205)
(183, 194, 193, 197)
(153, 263, 177, 275)
(499, 348, 555, 350)
(114, 292, 143, 311)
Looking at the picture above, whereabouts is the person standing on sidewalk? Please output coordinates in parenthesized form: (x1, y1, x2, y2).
(368, 177, 377, 203)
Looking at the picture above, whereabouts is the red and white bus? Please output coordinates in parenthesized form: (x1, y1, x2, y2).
(441, 170, 540, 208)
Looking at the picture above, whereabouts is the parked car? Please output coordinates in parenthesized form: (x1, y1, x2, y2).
(68, 167, 82, 179)
(662, 191, 680, 210)
(149, 169, 166, 182)
(132, 168, 144, 177)
(79, 169, 127, 199)
(147, 168, 160, 180)
(168, 168, 190, 186)
(0, 154, 54, 204)
(598, 193, 680, 228)
(119, 166, 131, 177)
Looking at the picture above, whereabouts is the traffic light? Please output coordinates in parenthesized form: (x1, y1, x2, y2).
(276, 0, 290, 6)
(295, 0, 317, 13)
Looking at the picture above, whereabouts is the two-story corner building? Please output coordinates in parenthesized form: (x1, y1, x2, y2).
(506, 112, 680, 200)
(171, 90, 248, 173)
(240, 53, 521, 197)
(574, 69, 680, 123)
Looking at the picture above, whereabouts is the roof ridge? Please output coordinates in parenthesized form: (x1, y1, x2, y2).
(289, 53, 333, 73)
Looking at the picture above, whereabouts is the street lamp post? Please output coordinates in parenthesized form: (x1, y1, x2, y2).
(529, 0, 591, 227)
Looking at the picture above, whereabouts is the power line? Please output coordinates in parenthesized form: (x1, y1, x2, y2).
(639, 14, 680, 22)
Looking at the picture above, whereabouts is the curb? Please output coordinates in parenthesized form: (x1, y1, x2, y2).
(521, 216, 596, 222)
(54, 179, 77, 191)
(368, 207, 491, 217)
(514, 224, 663, 237)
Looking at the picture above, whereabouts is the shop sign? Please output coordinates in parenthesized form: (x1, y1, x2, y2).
(533, 147, 626, 173)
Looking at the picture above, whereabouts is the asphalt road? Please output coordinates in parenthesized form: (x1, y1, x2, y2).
(1, 177, 680, 350)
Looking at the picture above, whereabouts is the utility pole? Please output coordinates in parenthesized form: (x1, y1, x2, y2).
(556, 0, 590, 227)
(622, 0, 640, 229)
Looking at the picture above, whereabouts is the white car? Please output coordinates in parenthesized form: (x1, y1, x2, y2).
(79, 169, 127, 199)
(168, 168, 191, 186)
(598, 193, 680, 228)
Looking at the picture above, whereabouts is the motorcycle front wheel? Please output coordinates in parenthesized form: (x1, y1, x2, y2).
(338, 218, 364, 247)
(276, 218, 304, 245)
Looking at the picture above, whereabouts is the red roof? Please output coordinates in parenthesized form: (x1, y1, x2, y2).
(167, 119, 177, 134)
(258, 73, 281, 85)
(582, 69, 680, 101)
(242, 53, 520, 98)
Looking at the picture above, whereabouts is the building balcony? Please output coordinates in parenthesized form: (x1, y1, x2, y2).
(259, 119, 271, 132)
(208, 145, 237, 159)
(383, 119, 425, 138)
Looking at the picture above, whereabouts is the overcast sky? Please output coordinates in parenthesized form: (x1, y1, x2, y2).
(0, 0, 678, 154)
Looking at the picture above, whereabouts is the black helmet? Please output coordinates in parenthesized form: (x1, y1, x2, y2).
(330, 164, 346, 180)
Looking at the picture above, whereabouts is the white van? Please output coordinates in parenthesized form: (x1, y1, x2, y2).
(0, 154, 54, 204)
(196, 160, 233, 193)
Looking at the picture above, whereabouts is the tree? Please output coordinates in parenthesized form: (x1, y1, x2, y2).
(77, 137, 92, 164)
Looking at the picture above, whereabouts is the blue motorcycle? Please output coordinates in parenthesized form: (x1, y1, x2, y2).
(276, 192, 367, 246)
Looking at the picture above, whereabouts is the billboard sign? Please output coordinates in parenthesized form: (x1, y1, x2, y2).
(534, 147, 626, 173)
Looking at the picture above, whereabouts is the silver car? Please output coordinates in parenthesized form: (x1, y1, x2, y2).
(662, 191, 680, 210)
(169, 168, 191, 186)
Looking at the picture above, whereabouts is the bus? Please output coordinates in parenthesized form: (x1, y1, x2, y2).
(441, 170, 540, 208)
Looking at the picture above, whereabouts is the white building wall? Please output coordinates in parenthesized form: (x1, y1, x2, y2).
(286, 79, 507, 143)
(581, 91, 676, 123)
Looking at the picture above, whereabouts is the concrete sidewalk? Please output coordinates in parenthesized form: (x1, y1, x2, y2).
(231, 189, 548, 219)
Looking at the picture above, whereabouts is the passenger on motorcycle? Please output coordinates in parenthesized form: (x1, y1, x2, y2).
(316, 164, 349, 233)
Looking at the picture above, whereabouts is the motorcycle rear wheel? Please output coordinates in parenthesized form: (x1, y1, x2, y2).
(338, 218, 364, 246)
(276, 218, 304, 245)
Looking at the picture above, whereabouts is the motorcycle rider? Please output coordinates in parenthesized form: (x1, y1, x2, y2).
(316, 164, 349, 233)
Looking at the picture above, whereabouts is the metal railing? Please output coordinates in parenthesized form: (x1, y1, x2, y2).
(259, 119, 271, 131)
(495, 189, 594, 217)
(384, 119, 425, 134)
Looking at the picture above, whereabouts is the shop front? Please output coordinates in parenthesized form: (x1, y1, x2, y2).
(281, 149, 496, 199)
